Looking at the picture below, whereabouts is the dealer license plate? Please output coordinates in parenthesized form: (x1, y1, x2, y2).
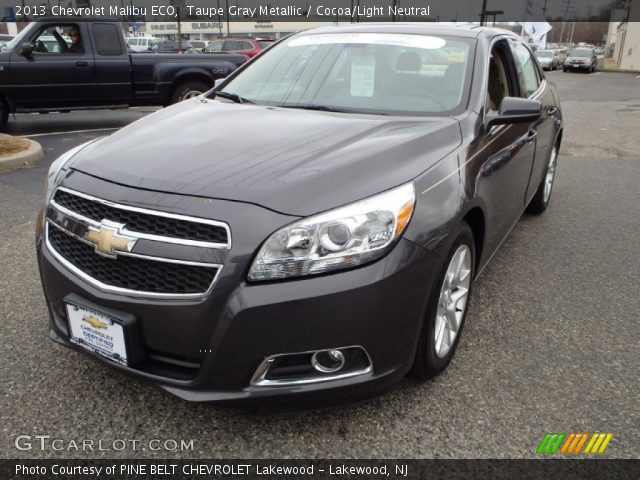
(66, 303, 128, 366)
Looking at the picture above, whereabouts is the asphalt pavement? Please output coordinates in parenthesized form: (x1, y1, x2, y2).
(1, 71, 638, 459)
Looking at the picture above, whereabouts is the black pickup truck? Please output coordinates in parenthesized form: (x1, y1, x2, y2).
(0, 19, 247, 130)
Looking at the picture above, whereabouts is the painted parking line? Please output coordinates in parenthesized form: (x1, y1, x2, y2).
(24, 127, 118, 138)
(593, 72, 602, 75)
(636, 75, 640, 79)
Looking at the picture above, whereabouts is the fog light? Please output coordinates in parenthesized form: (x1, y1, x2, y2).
(311, 349, 345, 373)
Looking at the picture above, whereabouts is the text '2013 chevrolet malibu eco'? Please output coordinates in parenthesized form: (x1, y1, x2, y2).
(37, 24, 562, 410)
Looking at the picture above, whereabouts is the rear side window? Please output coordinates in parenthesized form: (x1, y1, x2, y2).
(511, 41, 541, 97)
(240, 41, 254, 50)
(258, 41, 273, 49)
(92, 24, 123, 56)
(223, 40, 241, 50)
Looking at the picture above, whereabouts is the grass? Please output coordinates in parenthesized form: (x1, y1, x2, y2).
(0, 134, 30, 157)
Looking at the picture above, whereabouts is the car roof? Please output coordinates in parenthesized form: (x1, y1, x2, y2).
(298, 23, 520, 40)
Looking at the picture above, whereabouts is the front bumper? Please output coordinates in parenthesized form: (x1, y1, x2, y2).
(564, 62, 591, 71)
(36, 176, 441, 409)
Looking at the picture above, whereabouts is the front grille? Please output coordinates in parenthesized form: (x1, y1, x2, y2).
(48, 226, 218, 295)
(53, 189, 228, 244)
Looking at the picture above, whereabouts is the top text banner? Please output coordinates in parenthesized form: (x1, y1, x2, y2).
(2, 0, 636, 22)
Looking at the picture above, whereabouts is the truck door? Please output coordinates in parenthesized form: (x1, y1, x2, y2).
(8, 22, 97, 109)
(90, 23, 133, 106)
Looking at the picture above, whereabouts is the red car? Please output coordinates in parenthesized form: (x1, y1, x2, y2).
(205, 37, 274, 58)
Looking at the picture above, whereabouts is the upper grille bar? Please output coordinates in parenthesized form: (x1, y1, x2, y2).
(52, 187, 231, 249)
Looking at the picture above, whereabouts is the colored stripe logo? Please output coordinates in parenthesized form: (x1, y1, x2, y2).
(537, 433, 613, 454)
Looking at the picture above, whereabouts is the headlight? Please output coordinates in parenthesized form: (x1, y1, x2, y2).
(248, 183, 415, 281)
(44, 139, 98, 204)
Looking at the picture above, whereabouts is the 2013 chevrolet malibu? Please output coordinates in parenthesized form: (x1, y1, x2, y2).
(36, 24, 562, 409)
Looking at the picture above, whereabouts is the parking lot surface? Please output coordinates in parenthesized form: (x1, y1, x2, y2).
(1, 71, 638, 459)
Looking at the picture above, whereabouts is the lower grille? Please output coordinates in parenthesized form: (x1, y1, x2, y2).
(48, 226, 219, 295)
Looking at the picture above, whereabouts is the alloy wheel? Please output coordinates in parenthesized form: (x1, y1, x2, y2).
(543, 147, 558, 204)
(434, 244, 472, 358)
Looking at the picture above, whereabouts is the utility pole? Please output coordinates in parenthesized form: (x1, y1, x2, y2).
(177, 7, 182, 52)
(479, 0, 488, 26)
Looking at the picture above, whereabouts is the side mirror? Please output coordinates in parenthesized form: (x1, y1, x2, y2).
(486, 97, 542, 129)
(20, 42, 34, 58)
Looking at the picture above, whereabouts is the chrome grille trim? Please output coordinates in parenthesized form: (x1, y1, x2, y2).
(53, 186, 232, 250)
(46, 222, 223, 300)
(45, 187, 229, 300)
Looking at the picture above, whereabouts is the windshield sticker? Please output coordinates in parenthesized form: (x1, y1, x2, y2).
(289, 33, 446, 50)
(350, 56, 375, 98)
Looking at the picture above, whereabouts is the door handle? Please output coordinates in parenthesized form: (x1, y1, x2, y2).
(526, 129, 537, 142)
(546, 106, 558, 115)
(75, 61, 89, 67)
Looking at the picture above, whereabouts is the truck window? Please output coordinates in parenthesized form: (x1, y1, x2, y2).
(31, 24, 78, 54)
(92, 24, 123, 56)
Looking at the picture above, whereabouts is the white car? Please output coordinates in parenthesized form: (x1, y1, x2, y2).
(127, 36, 159, 52)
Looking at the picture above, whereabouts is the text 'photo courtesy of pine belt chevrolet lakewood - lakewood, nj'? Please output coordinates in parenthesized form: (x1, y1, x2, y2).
(35, 23, 562, 409)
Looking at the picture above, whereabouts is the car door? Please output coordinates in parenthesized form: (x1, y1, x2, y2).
(509, 39, 559, 204)
(90, 23, 132, 106)
(472, 39, 538, 255)
(8, 22, 97, 110)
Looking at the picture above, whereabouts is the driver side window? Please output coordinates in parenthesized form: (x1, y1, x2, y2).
(31, 24, 82, 55)
(486, 43, 515, 112)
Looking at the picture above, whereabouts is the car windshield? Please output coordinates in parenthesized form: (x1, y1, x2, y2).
(218, 32, 473, 116)
(571, 49, 592, 57)
(536, 51, 553, 58)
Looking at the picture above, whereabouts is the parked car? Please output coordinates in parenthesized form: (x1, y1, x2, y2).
(563, 47, 598, 73)
(534, 49, 560, 70)
(0, 20, 247, 130)
(153, 40, 193, 53)
(37, 24, 562, 409)
(188, 40, 208, 52)
(126, 36, 159, 52)
(0, 34, 14, 47)
(205, 37, 275, 58)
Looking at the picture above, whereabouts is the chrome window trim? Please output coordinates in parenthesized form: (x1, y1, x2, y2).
(250, 346, 373, 387)
(45, 222, 222, 300)
(54, 186, 232, 249)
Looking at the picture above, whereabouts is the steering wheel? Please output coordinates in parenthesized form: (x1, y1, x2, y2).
(397, 91, 448, 110)
(34, 40, 51, 53)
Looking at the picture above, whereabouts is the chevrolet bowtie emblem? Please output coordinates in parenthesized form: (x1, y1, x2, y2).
(84, 220, 137, 258)
(82, 315, 108, 329)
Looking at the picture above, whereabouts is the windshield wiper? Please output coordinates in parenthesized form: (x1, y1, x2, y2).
(211, 91, 254, 104)
(280, 104, 358, 113)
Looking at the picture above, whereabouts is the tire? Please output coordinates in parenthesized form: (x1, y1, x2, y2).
(563, 68, 567, 72)
(527, 144, 558, 215)
(0, 98, 8, 133)
(410, 222, 475, 380)
(169, 80, 209, 104)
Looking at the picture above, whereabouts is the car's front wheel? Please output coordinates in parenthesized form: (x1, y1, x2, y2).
(411, 222, 475, 380)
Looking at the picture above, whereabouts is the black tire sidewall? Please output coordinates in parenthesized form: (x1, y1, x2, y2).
(170, 81, 209, 104)
(411, 222, 475, 379)
(0, 99, 8, 132)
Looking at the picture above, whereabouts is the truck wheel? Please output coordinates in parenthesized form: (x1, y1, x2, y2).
(0, 99, 8, 132)
(170, 81, 209, 104)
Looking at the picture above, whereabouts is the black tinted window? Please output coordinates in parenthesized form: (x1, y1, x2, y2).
(92, 24, 122, 55)
(224, 40, 241, 50)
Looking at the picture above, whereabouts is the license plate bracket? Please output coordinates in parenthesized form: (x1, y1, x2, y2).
(64, 293, 144, 367)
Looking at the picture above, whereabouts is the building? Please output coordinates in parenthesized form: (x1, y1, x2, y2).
(140, 20, 346, 41)
(613, 1, 639, 70)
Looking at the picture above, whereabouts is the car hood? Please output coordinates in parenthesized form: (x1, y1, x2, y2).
(71, 99, 461, 216)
